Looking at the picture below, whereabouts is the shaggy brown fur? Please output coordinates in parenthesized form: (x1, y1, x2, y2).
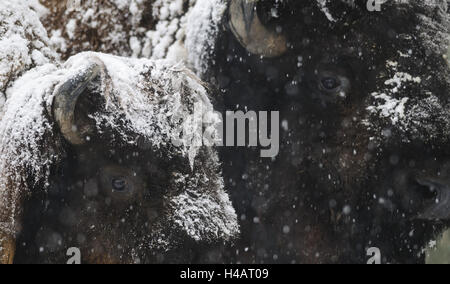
(39, 0, 156, 59)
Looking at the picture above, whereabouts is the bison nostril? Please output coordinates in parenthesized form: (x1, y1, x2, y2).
(414, 179, 439, 201)
(412, 178, 450, 220)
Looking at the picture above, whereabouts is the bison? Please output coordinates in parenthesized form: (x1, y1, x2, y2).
(0, 1, 238, 264)
(2, 0, 450, 264)
(0, 51, 239, 264)
(190, 0, 450, 263)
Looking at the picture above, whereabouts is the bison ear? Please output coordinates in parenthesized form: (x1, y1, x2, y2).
(52, 63, 105, 145)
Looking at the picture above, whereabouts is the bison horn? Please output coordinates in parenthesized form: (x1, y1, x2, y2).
(0, 233, 15, 264)
(53, 63, 103, 145)
(229, 0, 287, 58)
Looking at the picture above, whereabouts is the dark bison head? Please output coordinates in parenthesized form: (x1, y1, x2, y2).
(189, 0, 450, 263)
(0, 52, 238, 264)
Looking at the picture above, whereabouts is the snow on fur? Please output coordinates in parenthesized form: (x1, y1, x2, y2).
(0, 0, 58, 119)
(185, 0, 227, 77)
(37, 0, 227, 75)
(39, 0, 194, 61)
(305, 0, 450, 144)
(364, 1, 450, 143)
(0, 63, 63, 237)
(39, 0, 154, 59)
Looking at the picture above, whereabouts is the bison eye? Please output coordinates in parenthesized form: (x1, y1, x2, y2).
(112, 178, 127, 192)
(99, 166, 143, 199)
(316, 69, 351, 96)
(321, 77, 341, 91)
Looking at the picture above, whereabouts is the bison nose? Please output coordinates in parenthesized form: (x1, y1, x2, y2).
(412, 177, 450, 220)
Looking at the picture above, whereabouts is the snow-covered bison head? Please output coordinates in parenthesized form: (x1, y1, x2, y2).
(191, 0, 450, 263)
(0, 52, 238, 264)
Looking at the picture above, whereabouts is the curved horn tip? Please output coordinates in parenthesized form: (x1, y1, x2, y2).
(53, 63, 102, 145)
(0, 234, 15, 264)
(229, 0, 288, 58)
